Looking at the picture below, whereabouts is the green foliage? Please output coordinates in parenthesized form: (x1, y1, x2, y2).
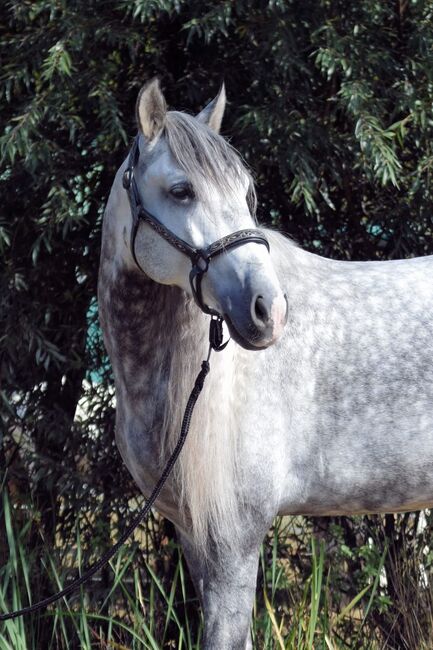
(0, 490, 201, 649)
(1, 0, 433, 647)
(0, 493, 399, 649)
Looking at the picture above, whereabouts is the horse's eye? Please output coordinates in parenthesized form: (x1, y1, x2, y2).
(169, 184, 194, 202)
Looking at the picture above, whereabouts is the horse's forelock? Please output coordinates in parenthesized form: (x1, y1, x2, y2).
(163, 111, 257, 217)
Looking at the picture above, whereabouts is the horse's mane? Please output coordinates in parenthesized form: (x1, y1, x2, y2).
(164, 111, 257, 217)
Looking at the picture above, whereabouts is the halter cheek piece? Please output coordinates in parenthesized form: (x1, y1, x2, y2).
(122, 135, 270, 351)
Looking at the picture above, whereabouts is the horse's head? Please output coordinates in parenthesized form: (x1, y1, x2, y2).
(126, 79, 287, 350)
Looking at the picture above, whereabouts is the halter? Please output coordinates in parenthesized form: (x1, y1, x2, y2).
(122, 135, 270, 348)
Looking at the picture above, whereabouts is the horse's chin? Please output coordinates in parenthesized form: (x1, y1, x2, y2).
(224, 314, 275, 351)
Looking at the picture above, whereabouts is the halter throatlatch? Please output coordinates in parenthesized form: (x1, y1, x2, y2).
(123, 135, 270, 351)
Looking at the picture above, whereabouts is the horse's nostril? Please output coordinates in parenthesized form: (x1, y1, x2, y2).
(255, 296, 267, 321)
(253, 295, 270, 327)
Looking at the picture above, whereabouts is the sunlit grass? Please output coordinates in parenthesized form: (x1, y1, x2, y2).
(0, 491, 389, 649)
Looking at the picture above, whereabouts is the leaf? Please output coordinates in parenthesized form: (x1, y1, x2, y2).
(263, 586, 285, 650)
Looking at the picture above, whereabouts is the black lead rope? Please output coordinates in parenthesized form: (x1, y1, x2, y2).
(0, 334, 217, 622)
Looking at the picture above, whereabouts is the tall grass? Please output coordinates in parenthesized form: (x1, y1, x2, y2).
(0, 490, 404, 649)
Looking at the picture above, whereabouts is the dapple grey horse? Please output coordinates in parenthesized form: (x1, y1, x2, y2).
(98, 79, 433, 649)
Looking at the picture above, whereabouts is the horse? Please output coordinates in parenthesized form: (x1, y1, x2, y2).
(98, 79, 433, 649)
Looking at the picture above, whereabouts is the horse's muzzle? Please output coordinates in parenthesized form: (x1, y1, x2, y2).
(224, 292, 288, 350)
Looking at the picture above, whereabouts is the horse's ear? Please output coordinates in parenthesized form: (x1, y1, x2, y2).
(136, 78, 167, 141)
(196, 83, 226, 133)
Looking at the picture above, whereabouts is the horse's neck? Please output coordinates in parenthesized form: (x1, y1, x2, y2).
(100, 256, 206, 412)
(98, 247, 243, 548)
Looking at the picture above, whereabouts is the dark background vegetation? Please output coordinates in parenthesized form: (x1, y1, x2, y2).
(1, 0, 433, 647)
